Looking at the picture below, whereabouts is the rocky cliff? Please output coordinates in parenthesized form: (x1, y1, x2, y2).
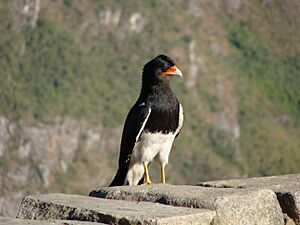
(0, 116, 118, 216)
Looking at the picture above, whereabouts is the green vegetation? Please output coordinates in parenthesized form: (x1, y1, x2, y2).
(228, 22, 300, 117)
(219, 4, 300, 176)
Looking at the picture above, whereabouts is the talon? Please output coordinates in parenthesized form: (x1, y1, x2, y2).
(144, 179, 152, 185)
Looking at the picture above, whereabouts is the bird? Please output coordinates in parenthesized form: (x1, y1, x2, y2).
(109, 54, 184, 186)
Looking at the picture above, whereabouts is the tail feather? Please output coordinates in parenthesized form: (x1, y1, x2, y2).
(109, 165, 144, 186)
(109, 166, 128, 187)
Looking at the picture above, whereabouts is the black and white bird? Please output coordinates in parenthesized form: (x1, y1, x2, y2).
(110, 55, 184, 186)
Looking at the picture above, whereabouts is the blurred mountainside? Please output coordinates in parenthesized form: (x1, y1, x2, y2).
(0, 0, 300, 217)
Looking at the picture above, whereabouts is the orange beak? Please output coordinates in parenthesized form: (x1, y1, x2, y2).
(162, 65, 183, 77)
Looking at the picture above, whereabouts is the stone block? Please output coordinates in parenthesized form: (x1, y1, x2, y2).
(90, 184, 284, 225)
(197, 173, 300, 192)
(17, 193, 215, 225)
(0, 216, 105, 225)
(198, 173, 300, 224)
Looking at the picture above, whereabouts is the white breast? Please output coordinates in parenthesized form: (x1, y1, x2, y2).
(125, 103, 184, 185)
(135, 103, 183, 164)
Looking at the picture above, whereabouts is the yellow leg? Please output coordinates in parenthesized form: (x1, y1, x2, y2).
(143, 162, 151, 184)
(160, 164, 166, 184)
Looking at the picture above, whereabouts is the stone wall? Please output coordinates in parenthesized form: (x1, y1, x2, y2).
(1, 173, 299, 225)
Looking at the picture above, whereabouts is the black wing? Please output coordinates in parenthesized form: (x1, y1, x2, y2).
(109, 103, 151, 186)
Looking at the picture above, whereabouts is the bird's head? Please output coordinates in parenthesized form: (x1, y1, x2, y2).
(142, 55, 183, 84)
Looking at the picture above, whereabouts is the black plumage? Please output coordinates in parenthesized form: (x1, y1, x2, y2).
(110, 55, 183, 187)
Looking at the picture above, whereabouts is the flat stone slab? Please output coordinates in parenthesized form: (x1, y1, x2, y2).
(17, 193, 215, 225)
(0, 217, 105, 225)
(198, 173, 300, 224)
(90, 184, 284, 225)
(197, 173, 300, 192)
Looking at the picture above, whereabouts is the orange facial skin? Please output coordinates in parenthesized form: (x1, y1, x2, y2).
(162, 65, 177, 76)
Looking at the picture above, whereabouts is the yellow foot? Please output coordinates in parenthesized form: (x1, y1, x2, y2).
(144, 179, 152, 185)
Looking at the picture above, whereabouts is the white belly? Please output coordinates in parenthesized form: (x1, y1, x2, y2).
(125, 104, 184, 185)
(136, 131, 176, 163)
(125, 131, 176, 185)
